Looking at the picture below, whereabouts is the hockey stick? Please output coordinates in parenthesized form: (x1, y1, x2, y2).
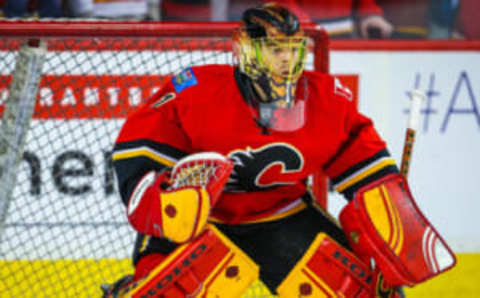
(400, 89, 426, 178)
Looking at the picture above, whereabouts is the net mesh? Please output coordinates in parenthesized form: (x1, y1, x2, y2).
(0, 21, 327, 297)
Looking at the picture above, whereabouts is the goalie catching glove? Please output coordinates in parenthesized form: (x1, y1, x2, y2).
(339, 173, 456, 286)
(126, 152, 233, 243)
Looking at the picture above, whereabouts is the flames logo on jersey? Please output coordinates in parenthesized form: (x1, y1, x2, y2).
(226, 143, 304, 192)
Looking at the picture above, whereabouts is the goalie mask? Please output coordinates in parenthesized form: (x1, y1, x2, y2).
(233, 3, 308, 132)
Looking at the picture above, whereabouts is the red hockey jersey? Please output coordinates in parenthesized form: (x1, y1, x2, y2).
(113, 65, 397, 224)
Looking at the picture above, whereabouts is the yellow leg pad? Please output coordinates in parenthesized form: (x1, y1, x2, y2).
(197, 225, 260, 297)
(278, 268, 338, 298)
(120, 224, 259, 297)
(277, 234, 338, 298)
(277, 233, 372, 298)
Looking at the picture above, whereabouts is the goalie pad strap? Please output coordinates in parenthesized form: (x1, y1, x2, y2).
(339, 173, 456, 286)
(277, 233, 399, 297)
(118, 224, 259, 298)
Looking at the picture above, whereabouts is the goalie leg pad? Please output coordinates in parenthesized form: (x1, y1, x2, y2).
(276, 233, 399, 298)
(339, 173, 456, 286)
(117, 224, 259, 298)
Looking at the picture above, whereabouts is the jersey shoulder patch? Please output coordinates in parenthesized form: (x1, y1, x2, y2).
(172, 67, 198, 93)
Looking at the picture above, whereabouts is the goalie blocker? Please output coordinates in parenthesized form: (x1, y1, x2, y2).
(339, 173, 456, 286)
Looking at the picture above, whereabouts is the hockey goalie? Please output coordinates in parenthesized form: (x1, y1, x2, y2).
(103, 2, 456, 297)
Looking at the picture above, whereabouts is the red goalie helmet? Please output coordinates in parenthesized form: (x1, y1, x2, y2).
(233, 3, 308, 132)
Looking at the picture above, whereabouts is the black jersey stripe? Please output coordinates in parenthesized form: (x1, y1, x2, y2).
(113, 139, 187, 167)
(330, 149, 392, 185)
(333, 157, 397, 193)
(114, 139, 187, 159)
(340, 165, 399, 201)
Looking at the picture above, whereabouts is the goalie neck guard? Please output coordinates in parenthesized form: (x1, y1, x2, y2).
(233, 3, 308, 132)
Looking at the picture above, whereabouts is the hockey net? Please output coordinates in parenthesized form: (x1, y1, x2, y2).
(0, 20, 328, 297)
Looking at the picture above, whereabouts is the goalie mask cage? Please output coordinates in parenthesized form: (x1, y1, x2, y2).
(0, 20, 328, 297)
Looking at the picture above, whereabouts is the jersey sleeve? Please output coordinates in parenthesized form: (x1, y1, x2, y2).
(323, 87, 398, 200)
(112, 81, 192, 205)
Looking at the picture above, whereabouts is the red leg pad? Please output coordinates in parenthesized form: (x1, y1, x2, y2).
(277, 233, 401, 297)
(118, 224, 258, 297)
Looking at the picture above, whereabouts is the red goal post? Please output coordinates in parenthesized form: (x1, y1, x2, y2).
(0, 20, 329, 297)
